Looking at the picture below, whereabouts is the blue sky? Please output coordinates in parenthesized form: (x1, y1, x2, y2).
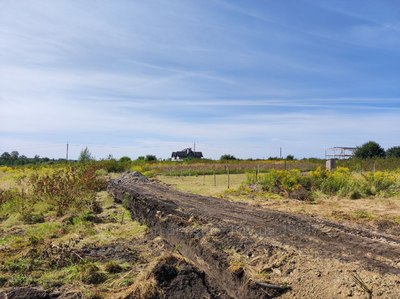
(0, 0, 399, 159)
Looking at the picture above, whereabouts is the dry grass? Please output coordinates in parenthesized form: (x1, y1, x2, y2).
(118, 253, 182, 299)
(157, 173, 246, 197)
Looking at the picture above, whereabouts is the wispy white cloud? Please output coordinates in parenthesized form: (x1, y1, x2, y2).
(0, 0, 399, 159)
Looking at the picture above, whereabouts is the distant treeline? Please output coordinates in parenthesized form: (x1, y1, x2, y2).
(0, 151, 68, 166)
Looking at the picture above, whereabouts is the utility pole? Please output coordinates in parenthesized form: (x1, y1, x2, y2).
(66, 142, 69, 162)
(194, 142, 196, 152)
(280, 147, 282, 159)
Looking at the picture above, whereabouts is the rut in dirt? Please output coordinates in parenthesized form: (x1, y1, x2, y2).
(108, 172, 400, 298)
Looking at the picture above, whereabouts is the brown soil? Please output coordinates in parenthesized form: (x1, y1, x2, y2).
(109, 172, 400, 299)
(124, 254, 228, 299)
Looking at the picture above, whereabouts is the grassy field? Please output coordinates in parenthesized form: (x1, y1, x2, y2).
(132, 157, 400, 177)
(157, 173, 246, 197)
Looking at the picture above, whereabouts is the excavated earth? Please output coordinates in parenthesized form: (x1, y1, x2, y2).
(107, 172, 400, 299)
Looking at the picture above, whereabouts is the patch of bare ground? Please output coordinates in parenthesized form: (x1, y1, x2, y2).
(109, 172, 400, 299)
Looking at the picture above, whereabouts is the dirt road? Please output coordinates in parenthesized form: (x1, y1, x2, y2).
(109, 172, 400, 298)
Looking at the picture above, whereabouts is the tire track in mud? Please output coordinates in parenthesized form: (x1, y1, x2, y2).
(108, 173, 400, 298)
(116, 176, 400, 274)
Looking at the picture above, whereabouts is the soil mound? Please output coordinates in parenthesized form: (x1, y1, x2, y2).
(125, 254, 227, 299)
(0, 287, 52, 299)
(115, 172, 150, 185)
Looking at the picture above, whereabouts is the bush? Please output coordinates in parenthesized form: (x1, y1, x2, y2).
(319, 167, 353, 196)
(97, 159, 130, 173)
(0, 189, 14, 206)
(29, 165, 108, 216)
(259, 169, 302, 195)
(363, 171, 397, 196)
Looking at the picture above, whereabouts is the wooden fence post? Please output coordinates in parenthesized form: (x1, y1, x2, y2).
(227, 166, 230, 189)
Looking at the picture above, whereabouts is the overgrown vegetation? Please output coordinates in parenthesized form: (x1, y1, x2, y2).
(244, 167, 400, 200)
(0, 164, 108, 219)
(0, 163, 147, 297)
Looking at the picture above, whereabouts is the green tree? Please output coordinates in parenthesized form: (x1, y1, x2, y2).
(386, 146, 400, 158)
(286, 154, 294, 160)
(79, 147, 93, 162)
(10, 151, 19, 161)
(145, 155, 157, 161)
(0, 152, 12, 165)
(119, 156, 131, 162)
(354, 141, 385, 159)
(220, 154, 237, 161)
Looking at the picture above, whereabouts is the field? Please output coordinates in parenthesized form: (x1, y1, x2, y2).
(1, 159, 400, 298)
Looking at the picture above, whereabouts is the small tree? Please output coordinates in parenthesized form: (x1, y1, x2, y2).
(119, 156, 131, 163)
(386, 146, 400, 158)
(220, 154, 237, 161)
(354, 141, 385, 159)
(79, 147, 93, 162)
(286, 155, 294, 160)
(10, 151, 19, 161)
(145, 155, 157, 162)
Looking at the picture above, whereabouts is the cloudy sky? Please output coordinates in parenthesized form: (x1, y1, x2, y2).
(0, 0, 399, 159)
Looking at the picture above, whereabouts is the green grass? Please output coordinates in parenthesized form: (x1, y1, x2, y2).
(158, 173, 247, 197)
(0, 167, 147, 295)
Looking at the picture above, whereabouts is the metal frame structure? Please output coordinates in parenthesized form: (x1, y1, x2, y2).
(325, 147, 356, 159)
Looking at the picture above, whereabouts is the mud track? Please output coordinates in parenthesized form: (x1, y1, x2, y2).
(108, 173, 400, 298)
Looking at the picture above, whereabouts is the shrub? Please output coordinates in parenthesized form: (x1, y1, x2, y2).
(245, 166, 400, 199)
(98, 159, 130, 173)
(320, 167, 353, 196)
(0, 189, 14, 207)
(363, 171, 397, 196)
(259, 169, 302, 195)
(29, 165, 108, 216)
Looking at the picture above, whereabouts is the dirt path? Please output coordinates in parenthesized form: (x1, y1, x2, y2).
(109, 172, 400, 298)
